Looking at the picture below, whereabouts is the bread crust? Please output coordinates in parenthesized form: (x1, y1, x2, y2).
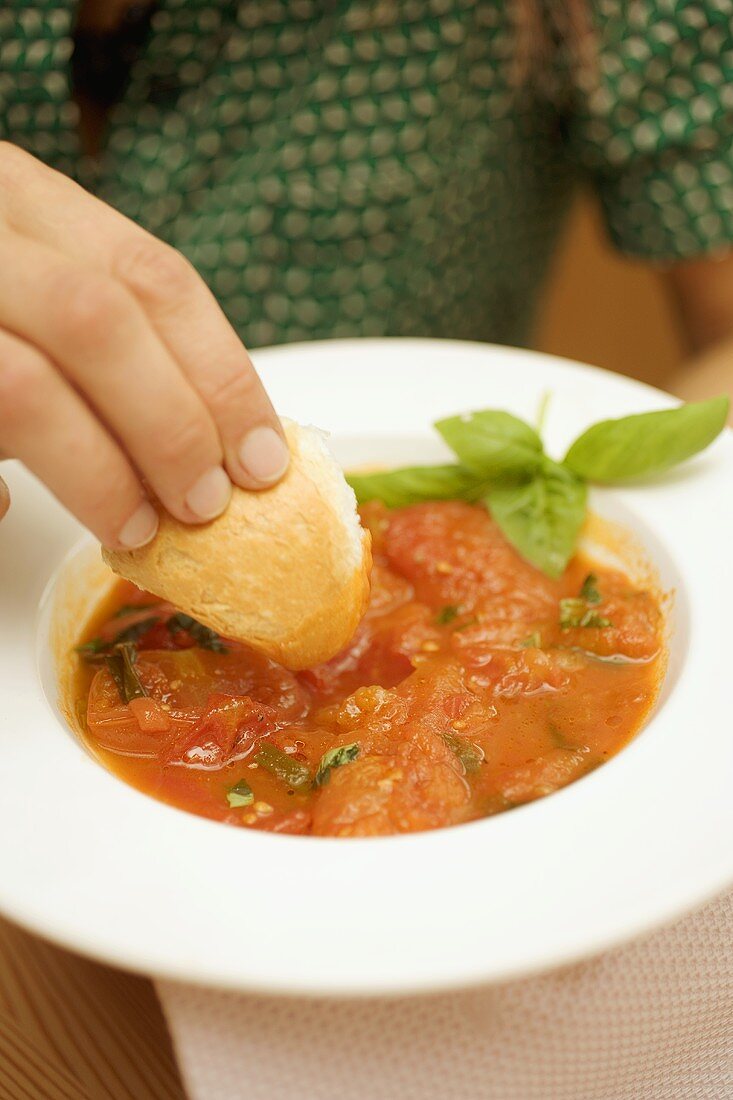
(102, 423, 372, 670)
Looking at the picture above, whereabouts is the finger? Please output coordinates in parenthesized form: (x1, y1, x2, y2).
(0, 475, 9, 521)
(0, 227, 232, 524)
(0, 328, 157, 548)
(114, 241, 290, 488)
(0, 144, 289, 488)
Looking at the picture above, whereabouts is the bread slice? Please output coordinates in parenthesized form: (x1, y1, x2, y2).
(102, 421, 372, 670)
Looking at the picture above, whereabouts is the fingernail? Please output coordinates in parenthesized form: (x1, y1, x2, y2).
(118, 502, 158, 549)
(185, 466, 232, 520)
(238, 427, 290, 484)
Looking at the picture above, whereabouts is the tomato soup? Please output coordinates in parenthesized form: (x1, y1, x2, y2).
(73, 501, 664, 837)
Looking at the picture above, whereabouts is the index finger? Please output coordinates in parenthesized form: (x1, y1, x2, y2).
(113, 239, 290, 488)
(1, 149, 289, 489)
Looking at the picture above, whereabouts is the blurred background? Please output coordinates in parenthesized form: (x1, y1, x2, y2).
(537, 193, 682, 388)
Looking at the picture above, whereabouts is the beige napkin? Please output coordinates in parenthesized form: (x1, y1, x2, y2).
(156, 886, 732, 1100)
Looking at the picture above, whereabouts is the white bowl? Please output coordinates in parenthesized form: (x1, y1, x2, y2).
(0, 338, 731, 997)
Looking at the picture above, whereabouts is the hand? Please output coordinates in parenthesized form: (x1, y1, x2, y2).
(0, 143, 289, 548)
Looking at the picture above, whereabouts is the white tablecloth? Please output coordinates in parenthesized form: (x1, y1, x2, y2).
(157, 886, 733, 1100)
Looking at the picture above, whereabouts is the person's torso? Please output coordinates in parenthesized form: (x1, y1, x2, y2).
(2, 0, 576, 347)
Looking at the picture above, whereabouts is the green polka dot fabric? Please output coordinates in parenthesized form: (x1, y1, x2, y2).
(2, 0, 733, 349)
(566, 0, 733, 259)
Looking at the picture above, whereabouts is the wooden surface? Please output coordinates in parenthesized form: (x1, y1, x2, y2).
(0, 918, 185, 1099)
(0, 195, 683, 1100)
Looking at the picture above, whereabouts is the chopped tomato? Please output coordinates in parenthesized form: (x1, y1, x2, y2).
(558, 575, 662, 660)
(385, 502, 557, 621)
(86, 658, 195, 756)
(364, 562, 414, 619)
(168, 694, 278, 768)
(256, 810, 312, 835)
(499, 747, 593, 804)
(312, 749, 469, 837)
(128, 696, 172, 734)
(76, 500, 664, 835)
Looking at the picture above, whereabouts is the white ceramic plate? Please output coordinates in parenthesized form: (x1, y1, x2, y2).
(1, 339, 731, 997)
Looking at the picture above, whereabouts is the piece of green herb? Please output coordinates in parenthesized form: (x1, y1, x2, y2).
(74, 615, 160, 662)
(579, 573, 601, 605)
(560, 574, 611, 628)
(559, 598, 612, 630)
(581, 612, 612, 628)
(442, 731, 484, 773)
(564, 396, 729, 482)
(105, 643, 148, 704)
(559, 598, 585, 625)
(104, 652, 126, 699)
(486, 458, 587, 580)
(113, 603, 160, 618)
(226, 779, 254, 808)
(548, 722, 570, 749)
(520, 632, 542, 648)
(347, 464, 486, 508)
(167, 613, 228, 653)
(255, 743, 312, 789)
(119, 644, 148, 702)
(434, 410, 542, 482)
(314, 743, 360, 786)
(75, 637, 106, 658)
(435, 605, 462, 625)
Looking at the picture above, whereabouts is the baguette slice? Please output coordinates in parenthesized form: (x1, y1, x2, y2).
(102, 421, 372, 670)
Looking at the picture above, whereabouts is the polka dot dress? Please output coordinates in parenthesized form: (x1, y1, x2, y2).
(2, 0, 733, 349)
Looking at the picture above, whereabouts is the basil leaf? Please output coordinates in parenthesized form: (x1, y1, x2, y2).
(581, 612, 612, 629)
(564, 396, 729, 482)
(255, 743, 312, 789)
(104, 652, 126, 700)
(579, 573, 601, 605)
(167, 613, 228, 653)
(314, 743, 360, 787)
(226, 779, 254, 808)
(442, 731, 484, 773)
(558, 598, 585, 627)
(559, 598, 612, 629)
(75, 637, 106, 658)
(105, 643, 148, 704)
(487, 458, 586, 578)
(434, 410, 543, 480)
(113, 603, 160, 618)
(435, 604, 462, 625)
(76, 617, 160, 661)
(347, 464, 486, 508)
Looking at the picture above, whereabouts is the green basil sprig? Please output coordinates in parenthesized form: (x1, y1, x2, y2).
(347, 397, 728, 578)
(314, 743, 360, 787)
